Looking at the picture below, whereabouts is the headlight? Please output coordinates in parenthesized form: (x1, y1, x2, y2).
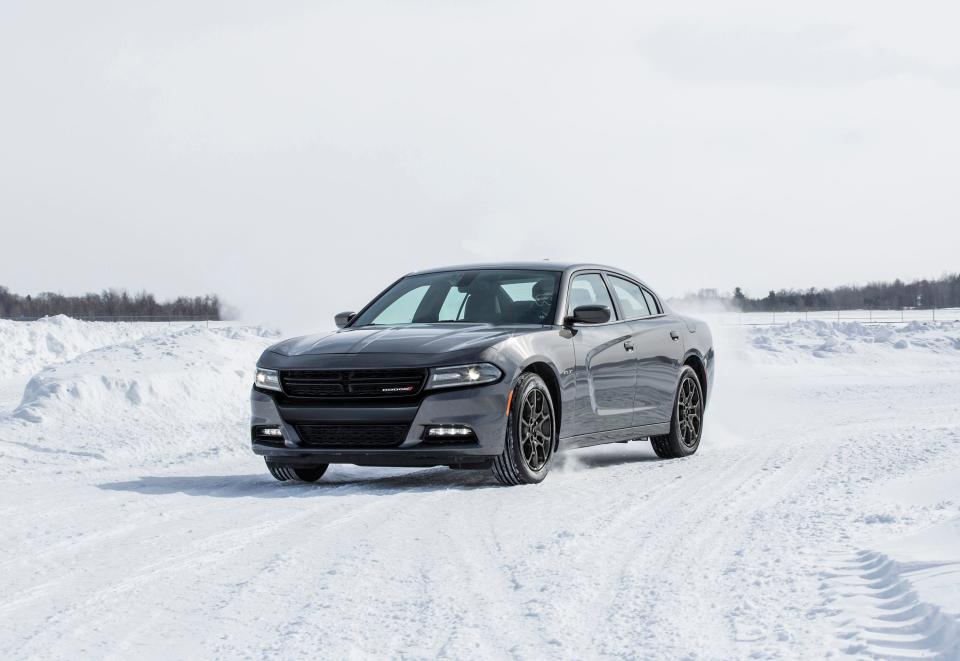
(428, 363, 502, 389)
(255, 367, 282, 392)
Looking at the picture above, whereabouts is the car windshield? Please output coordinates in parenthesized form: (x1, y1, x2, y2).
(351, 270, 562, 327)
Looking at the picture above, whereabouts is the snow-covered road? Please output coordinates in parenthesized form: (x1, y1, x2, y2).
(1, 317, 959, 659)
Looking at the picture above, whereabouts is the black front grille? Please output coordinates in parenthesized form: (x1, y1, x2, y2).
(296, 423, 410, 448)
(280, 369, 427, 400)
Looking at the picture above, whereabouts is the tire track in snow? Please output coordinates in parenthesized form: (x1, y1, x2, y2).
(4, 471, 459, 658)
(822, 551, 960, 659)
(588, 427, 836, 658)
(591, 446, 778, 654)
(150, 470, 512, 659)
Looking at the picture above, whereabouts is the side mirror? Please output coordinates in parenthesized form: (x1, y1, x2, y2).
(564, 305, 611, 326)
(334, 311, 356, 328)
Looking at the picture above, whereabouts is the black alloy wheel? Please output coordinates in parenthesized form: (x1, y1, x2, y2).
(493, 372, 556, 485)
(650, 365, 704, 459)
(520, 387, 554, 471)
(677, 374, 703, 448)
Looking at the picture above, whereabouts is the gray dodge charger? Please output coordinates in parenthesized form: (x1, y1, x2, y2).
(251, 262, 714, 485)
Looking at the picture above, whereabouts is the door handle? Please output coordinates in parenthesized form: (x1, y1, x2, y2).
(623, 340, 635, 352)
(670, 331, 680, 341)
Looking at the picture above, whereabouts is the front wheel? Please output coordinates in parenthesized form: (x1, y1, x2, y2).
(267, 461, 329, 483)
(492, 372, 557, 486)
(651, 366, 704, 459)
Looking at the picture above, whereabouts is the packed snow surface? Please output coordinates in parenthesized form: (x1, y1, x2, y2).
(1, 318, 959, 659)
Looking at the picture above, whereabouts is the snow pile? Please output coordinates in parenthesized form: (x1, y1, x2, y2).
(0, 315, 165, 380)
(1, 324, 278, 472)
(741, 320, 960, 365)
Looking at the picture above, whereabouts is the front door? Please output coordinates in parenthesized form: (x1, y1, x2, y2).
(567, 273, 637, 434)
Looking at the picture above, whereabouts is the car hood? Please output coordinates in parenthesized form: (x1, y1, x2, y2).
(267, 324, 537, 357)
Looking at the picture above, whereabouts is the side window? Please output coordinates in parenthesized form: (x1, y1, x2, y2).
(607, 276, 651, 320)
(567, 273, 616, 319)
(642, 289, 661, 315)
(371, 285, 430, 324)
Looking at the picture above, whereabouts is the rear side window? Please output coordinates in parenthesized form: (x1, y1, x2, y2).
(568, 273, 616, 318)
(607, 276, 652, 320)
(642, 289, 661, 315)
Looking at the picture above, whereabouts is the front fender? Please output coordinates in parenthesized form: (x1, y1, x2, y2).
(484, 329, 576, 435)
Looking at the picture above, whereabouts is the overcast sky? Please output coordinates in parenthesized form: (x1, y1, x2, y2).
(2, 1, 959, 329)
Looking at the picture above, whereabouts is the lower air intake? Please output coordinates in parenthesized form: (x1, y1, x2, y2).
(296, 424, 410, 448)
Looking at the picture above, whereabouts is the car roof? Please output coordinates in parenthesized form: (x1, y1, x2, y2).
(409, 261, 636, 277)
(407, 262, 653, 290)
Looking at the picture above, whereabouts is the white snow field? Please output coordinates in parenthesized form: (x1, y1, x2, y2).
(1, 317, 959, 659)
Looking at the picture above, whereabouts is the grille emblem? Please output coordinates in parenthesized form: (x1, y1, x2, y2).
(381, 386, 415, 393)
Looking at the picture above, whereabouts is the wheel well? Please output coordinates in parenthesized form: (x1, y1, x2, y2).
(684, 355, 707, 404)
(522, 362, 562, 436)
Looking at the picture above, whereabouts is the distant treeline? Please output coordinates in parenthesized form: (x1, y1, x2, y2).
(0, 286, 222, 320)
(735, 273, 960, 312)
(675, 273, 960, 312)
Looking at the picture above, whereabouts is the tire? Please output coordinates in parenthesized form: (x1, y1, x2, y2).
(492, 372, 557, 486)
(651, 365, 704, 459)
(266, 461, 329, 483)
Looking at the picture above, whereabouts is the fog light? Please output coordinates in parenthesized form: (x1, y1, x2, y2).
(424, 425, 475, 441)
(253, 426, 285, 446)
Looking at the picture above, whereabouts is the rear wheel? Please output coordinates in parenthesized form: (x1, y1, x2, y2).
(492, 372, 556, 486)
(651, 365, 703, 459)
(266, 461, 328, 483)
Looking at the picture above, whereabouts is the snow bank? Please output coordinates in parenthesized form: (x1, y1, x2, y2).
(738, 320, 960, 366)
(1, 324, 277, 472)
(0, 315, 165, 380)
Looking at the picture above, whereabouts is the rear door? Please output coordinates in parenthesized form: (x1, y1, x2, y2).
(605, 275, 684, 427)
(567, 272, 637, 434)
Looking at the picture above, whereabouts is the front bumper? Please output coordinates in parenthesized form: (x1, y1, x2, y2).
(250, 380, 511, 467)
